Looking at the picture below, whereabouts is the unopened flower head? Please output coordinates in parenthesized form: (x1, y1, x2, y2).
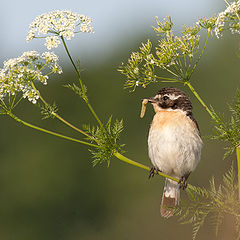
(215, 0, 240, 38)
(0, 51, 62, 104)
(26, 10, 94, 49)
(154, 16, 173, 34)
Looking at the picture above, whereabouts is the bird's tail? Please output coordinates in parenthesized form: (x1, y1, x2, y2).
(161, 178, 180, 218)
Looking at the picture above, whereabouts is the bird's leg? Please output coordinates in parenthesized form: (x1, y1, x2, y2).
(149, 166, 161, 179)
(178, 172, 191, 190)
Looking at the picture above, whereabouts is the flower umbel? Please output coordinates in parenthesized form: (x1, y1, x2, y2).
(197, 16, 217, 31)
(45, 36, 61, 50)
(0, 51, 62, 104)
(26, 10, 94, 49)
(118, 17, 201, 90)
(215, 0, 240, 37)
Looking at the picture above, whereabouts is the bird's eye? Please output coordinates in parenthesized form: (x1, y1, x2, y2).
(163, 96, 169, 101)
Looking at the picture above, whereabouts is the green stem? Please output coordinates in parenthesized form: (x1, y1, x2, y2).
(60, 36, 81, 81)
(30, 82, 48, 105)
(52, 112, 98, 142)
(8, 112, 100, 148)
(163, 67, 180, 78)
(189, 30, 210, 79)
(237, 146, 240, 200)
(186, 82, 216, 119)
(155, 76, 182, 82)
(113, 151, 180, 183)
(10, 94, 17, 110)
(0, 98, 7, 109)
(157, 80, 183, 84)
(30, 82, 96, 142)
(187, 56, 193, 78)
(12, 96, 23, 110)
(183, 55, 187, 74)
(60, 36, 104, 129)
(176, 59, 185, 79)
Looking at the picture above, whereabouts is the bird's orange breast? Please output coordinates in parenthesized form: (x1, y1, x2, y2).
(150, 110, 193, 130)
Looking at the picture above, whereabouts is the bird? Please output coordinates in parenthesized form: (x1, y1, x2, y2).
(146, 87, 202, 218)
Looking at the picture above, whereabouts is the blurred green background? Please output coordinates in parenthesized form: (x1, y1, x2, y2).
(0, 0, 240, 239)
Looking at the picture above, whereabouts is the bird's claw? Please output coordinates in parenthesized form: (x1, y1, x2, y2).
(149, 166, 161, 179)
(178, 176, 188, 190)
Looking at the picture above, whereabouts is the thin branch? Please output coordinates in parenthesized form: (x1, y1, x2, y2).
(60, 36, 104, 129)
(113, 151, 188, 184)
(186, 82, 216, 120)
(189, 30, 210, 79)
(52, 112, 99, 143)
(155, 76, 182, 83)
(30, 82, 97, 142)
(163, 67, 180, 78)
(8, 112, 100, 148)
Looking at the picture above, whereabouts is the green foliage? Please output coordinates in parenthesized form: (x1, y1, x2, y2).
(64, 83, 88, 100)
(211, 90, 240, 157)
(40, 102, 58, 119)
(175, 164, 240, 239)
(83, 117, 125, 166)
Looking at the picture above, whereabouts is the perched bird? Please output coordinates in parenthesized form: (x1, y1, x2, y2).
(147, 87, 202, 218)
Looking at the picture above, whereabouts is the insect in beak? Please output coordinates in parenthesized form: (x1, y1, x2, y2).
(140, 98, 157, 118)
(140, 98, 159, 118)
(140, 99, 149, 118)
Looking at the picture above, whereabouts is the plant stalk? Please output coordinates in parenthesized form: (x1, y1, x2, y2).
(30, 82, 97, 142)
(60, 36, 104, 129)
(189, 30, 210, 79)
(52, 112, 99, 143)
(8, 112, 100, 148)
(113, 151, 180, 183)
(186, 82, 216, 119)
(237, 146, 240, 200)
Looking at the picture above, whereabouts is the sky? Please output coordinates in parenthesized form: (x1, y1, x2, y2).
(1, 0, 224, 64)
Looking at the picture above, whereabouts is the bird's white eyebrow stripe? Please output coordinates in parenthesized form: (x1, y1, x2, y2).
(168, 94, 182, 100)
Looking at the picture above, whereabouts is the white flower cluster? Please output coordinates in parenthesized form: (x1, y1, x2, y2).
(0, 51, 62, 104)
(215, 0, 240, 38)
(26, 10, 94, 49)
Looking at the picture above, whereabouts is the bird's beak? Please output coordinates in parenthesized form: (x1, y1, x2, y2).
(147, 97, 157, 103)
